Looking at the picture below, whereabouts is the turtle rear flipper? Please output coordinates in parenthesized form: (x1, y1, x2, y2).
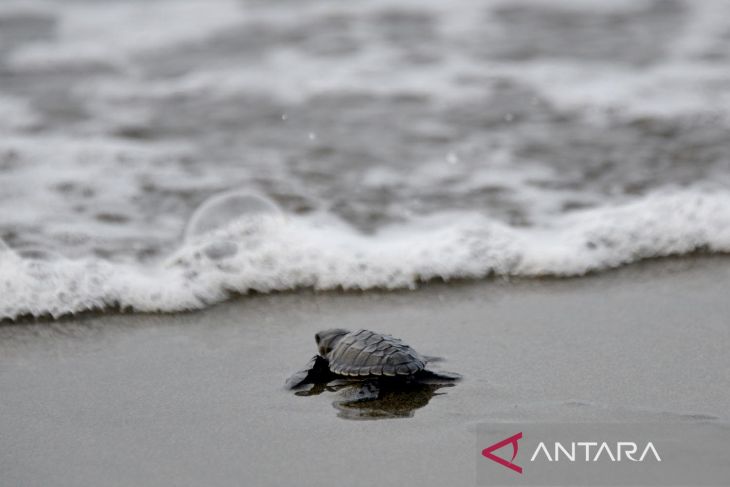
(422, 355, 444, 363)
(415, 369, 462, 383)
(285, 355, 333, 389)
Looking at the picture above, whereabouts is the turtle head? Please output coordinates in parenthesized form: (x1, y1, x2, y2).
(315, 329, 349, 357)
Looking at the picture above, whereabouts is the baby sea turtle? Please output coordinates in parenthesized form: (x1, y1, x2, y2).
(286, 329, 460, 393)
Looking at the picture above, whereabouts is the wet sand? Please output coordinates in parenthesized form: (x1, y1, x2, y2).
(1, 257, 729, 486)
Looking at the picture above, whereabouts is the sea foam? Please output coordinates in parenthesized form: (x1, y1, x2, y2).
(1, 189, 729, 321)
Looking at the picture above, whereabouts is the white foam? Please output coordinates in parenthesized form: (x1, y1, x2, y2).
(671, 0, 730, 61)
(65, 0, 730, 121)
(484, 60, 730, 122)
(7, 0, 246, 70)
(2, 189, 729, 320)
(0, 134, 197, 259)
(82, 46, 481, 104)
(0, 95, 40, 131)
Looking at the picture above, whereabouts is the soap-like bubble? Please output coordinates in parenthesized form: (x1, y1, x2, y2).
(184, 191, 282, 241)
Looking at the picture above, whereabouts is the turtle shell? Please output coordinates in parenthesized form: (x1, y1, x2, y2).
(326, 329, 426, 377)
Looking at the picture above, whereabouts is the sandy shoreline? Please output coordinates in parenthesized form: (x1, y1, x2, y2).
(1, 256, 729, 486)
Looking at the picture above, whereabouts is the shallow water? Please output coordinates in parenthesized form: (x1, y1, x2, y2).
(1, 0, 730, 319)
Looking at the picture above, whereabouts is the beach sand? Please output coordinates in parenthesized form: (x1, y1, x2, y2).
(1, 257, 729, 486)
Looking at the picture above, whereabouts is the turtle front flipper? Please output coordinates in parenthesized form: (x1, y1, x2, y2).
(285, 355, 334, 389)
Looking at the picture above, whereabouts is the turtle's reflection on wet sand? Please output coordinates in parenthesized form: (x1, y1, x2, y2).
(296, 379, 457, 420)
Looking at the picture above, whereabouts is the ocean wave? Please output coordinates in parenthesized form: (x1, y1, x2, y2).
(2, 189, 728, 321)
(2, 0, 730, 321)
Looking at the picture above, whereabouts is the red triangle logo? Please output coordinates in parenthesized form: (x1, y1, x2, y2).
(481, 432, 523, 474)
